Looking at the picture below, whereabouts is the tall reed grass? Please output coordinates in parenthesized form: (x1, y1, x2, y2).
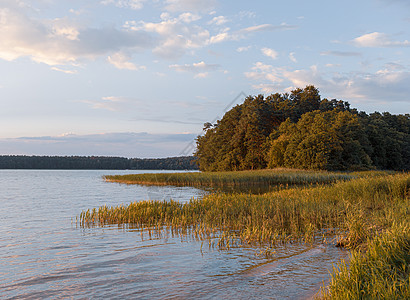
(80, 171, 409, 298)
(320, 223, 410, 299)
(81, 172, 409, 248)
(104, 169, 354, 187)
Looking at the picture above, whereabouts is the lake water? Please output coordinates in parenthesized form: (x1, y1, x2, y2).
(0, 170, 349, 299)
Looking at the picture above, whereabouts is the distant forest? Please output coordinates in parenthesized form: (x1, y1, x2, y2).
(195, 85, 410, 171)
(0, 155, 198, 170)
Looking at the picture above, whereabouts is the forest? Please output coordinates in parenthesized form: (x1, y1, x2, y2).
(0, 155, 198, 170)
(195, 85, 410, 171)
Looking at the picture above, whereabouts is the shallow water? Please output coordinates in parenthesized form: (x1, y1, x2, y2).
(0, 170, 349, 299)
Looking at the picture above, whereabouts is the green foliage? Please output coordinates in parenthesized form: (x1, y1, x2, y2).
(0, 155, 198, 170)
(268, 110, 372, 170)
(195, 85, 409, 171)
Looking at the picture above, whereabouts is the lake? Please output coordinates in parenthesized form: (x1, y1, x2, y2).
(0, 170, 349, 299)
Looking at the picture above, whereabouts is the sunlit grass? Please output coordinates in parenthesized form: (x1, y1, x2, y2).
(104, 168, 355, 188)
(80, 171, 409, 297)
(81, 172, 409, 247)
(320, 223, 410, 299)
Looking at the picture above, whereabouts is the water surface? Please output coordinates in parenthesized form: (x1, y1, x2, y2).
(0, 170, 349, 299)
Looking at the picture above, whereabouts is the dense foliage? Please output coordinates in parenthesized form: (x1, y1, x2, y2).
(195, 86, 409, 171)
(0, 155, 198, 170)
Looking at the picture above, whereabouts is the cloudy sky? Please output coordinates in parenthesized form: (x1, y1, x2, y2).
(0, 0, 409, 157)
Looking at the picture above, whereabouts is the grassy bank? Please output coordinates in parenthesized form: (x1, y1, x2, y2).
(80, 171, 409, 297)
(104, 169, 354, 188)
(320, 223, 410, 299)
(82, 172, 409, 247)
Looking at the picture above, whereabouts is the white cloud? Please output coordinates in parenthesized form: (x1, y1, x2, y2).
(239, 22, 297, 34)
(238, 11, 256, 19)
(237, 45, 251, 52)
(325, 63, 341, 68)
(81, 96, 142, 112)
(127, 13, 209, 59)
(208, 16, 228, 26)
(0, 3, 298, 65)
(289, 52, 297, 63)
(101, 0, 146, 10)
(194, 72, 208, 78)
(107, 52, 145, 70)
(209, 31, 230, 44)
(353, 32, 410, 47)
(320, 50, 362, 57)
(169, 61, 220, 73)
(164, 0, 217, 13)
(261, 47, 278, 59)
(208, 22, 296, 45)
(50, 67, 78, 74)
(244, 62, 410, 110)
(0, 6, 154, 66)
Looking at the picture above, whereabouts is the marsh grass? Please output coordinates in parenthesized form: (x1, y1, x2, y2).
(320, 223, 410, 299)
(80, 172, 409, 249)
(79, 171, 409, 297)
(104, 169, 354, 188)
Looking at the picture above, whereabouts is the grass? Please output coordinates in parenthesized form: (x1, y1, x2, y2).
(82, 171, 409, 247)
(320, 223, 410, 299)
(79, 170, 409, 297)
(104, 168, 354, 188)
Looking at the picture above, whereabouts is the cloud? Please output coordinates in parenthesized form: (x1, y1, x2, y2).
(80, 96, 143, 111)
(321, 50, 362, 57)
(0, 132, 197, 157)
(237, 45, 251, 52)
(239, 22, 297, 34)
(50, 67, 78, 74)
(289, 52, 297, 63)
(208, 22, 297, 45)
(126, 13, 209, 59)
(169, 61, 220, 73)
(164, 0, 217, 13)
(208, 16, 228, 26)
(238, 11, 256, 19)
(210, 22, 297, 44)
(107, 52, 146, 70)
(0, 6, 154, 66)
(0, 3, 297, 65)
(101, 0, 147, 10)
(261, 47, 278, 59)
(194, 72, 208, 78)
(353, 32, 410, 47)
(244, 62, 410, 111)
(325, 63, 341, 68)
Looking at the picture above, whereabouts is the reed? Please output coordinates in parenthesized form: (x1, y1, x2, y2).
(80, 172, 409, 248)
(320, 223, 410, 299)
(104, 169, 354, 188)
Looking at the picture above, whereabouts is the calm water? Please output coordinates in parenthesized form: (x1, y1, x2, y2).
(0, 170, 349, 299)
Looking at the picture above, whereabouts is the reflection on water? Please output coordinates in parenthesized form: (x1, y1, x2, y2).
(0, 170, 349, 299)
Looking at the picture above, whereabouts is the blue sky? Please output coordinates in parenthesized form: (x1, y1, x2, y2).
(0, 0, 409, 157)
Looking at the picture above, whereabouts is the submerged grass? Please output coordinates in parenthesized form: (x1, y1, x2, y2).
(104, 168, 354, 188)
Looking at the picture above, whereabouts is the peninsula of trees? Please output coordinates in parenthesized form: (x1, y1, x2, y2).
(0, 155, 198, 170)
(195, 86, 409, 172)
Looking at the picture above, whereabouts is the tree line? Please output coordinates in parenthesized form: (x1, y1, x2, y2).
(195, 86, 409, 171)
(0, 155, 198, 170)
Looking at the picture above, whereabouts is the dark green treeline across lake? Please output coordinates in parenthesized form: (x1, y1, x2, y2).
(0, 155, 197, 170)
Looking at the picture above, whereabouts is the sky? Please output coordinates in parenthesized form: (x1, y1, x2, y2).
(0, 0, 409, 158)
